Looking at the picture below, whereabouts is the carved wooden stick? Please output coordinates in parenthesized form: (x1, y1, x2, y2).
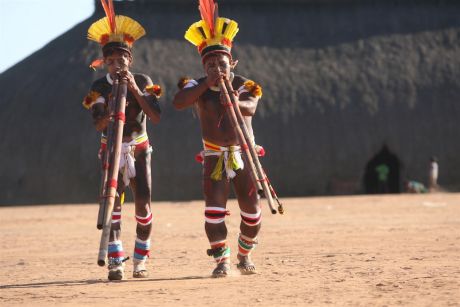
(97, 80, 119, 230)
(217, 78, 277, 214)
(224, 78, 284, 214)
(97, 75, 128, 266)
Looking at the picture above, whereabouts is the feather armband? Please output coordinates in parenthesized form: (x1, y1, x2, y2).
(241, 80, 263, 98)
(82, 91, 102, 109)
(144, 84, 162, 98)
(177, 77, 192, 89)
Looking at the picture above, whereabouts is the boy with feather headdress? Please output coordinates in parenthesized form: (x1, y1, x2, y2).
(82, 0, 161, 280)
(173, 0, 265, 277)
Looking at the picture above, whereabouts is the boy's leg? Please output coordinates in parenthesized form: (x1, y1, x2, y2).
(130, 148, 153, 278)
(232, 166, 261, 274)
(203, 156, 231, 277)
(107, 179, 127, 281)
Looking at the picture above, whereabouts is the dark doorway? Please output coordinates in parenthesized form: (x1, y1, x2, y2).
(364, 145, 401, 194)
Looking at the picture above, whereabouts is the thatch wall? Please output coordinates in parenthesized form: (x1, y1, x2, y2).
(0, 0, 459, 204)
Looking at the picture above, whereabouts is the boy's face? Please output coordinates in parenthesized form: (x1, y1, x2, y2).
(104, 50, 132, 75)
(203, 53, 232, 81)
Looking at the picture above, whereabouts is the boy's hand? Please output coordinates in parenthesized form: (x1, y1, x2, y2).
(205, 71, 226, 88)
(119, 71, 142, 95)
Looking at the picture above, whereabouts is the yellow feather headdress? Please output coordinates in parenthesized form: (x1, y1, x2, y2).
(87, 0, 145, 54)
(88, 15, 146, 47)
(185, 0, 239, 60)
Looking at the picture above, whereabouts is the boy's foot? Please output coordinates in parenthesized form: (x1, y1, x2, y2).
(108, 268, 124, 280)
(107, 257, 125, 281)
(133, 259, 149, 278)
(212, 262, 231, 278)
(236, 255, 257, 275)
(133, 270, 149, 278)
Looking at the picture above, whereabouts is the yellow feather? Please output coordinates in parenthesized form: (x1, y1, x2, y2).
(185, 22, 210, 46)
(87, 15, 145, 45)
(199, 20, 211, 40)
(215, 18, 224, 35)
(190, 31, 204, 45)
(88, 17, 111, 43)
(115, 16, 145, 40)
(223, 20, 239, 41)
(185, 28, 201, 46)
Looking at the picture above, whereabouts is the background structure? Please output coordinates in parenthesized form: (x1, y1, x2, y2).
(0, 0, 459, 204)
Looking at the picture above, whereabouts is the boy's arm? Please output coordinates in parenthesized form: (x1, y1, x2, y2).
(92, 104, 109, 132)
(82, 81, 109, 132)
(237, 93, 259, 116)
(173, 72, 224, 110)
(173, 78, 208, 110)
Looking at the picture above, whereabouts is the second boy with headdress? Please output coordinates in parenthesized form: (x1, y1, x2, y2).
(173, 0, 265, 277)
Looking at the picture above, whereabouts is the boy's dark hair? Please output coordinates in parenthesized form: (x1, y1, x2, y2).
(102, 42, 132, 58)
(103, 48, 131, 58)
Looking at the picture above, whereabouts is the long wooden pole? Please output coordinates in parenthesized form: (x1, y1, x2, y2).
(224, 79, 284, 215)
(97, 80, 119, 229)
(97, 75, 128, 266)
(217, 78, 276, 214)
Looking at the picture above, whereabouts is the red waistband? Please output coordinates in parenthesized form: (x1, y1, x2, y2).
(99, 139, 150, 154)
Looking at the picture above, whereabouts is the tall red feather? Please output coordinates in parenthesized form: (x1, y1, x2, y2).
(199, 0, 217, 36)
(101, 0, 116, 33)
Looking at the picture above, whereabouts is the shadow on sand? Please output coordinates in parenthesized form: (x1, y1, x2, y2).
(0, 275, 209, 289)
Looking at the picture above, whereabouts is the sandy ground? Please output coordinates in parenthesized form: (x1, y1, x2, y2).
(0, 193, 459, 306)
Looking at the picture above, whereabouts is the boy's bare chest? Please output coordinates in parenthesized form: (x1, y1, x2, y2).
(199, 91, 223, 115)
(125, 97, 143, 122)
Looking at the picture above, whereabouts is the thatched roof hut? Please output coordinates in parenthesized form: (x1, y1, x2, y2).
(1, 0, 459, 204)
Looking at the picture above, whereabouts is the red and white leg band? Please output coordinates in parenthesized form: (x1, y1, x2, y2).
(205, 207, 229, 224)
(135, 212, 153, 226)
(240, 209, 262, 226)
(209, 239, 227, 249)
(111, 211, 121, 224)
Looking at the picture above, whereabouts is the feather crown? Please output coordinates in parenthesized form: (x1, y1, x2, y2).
(185, 0, 239, 59)
(87, 0, 146, 51)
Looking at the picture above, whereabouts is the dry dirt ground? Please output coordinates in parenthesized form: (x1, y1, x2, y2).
(0, 194, 459, 306)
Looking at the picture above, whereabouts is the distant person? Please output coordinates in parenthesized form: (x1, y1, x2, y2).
(405, 180, 428, 194)
(375, 163, 390, 193)
(428, 156, 439, 192)
(82, 1, 161, 280)
(173, 0, 264, 277)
